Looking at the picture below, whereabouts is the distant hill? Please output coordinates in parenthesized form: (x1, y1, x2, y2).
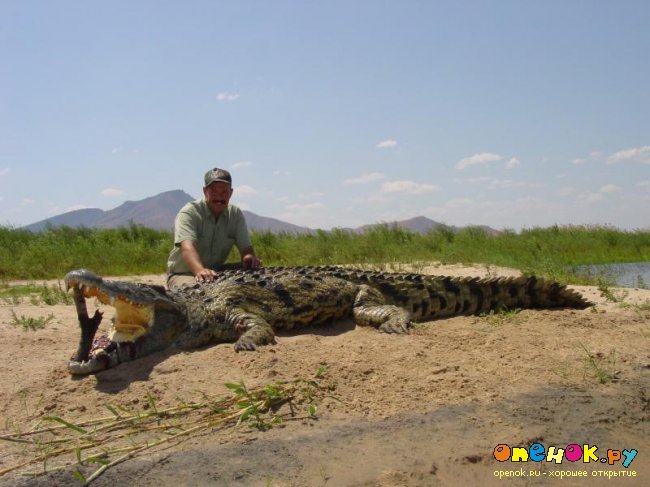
(241, 211, 314, 234)
(356, 216, 449, 234)
(22, 190, 313, 234)
(21, 190, 497, 235)
(356, 216, 499, 235)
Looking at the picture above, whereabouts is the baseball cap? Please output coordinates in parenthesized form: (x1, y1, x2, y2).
(204, 168, 232, 187)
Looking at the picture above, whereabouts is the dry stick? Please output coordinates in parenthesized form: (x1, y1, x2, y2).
(4, 412, 212, 475)
(71, 286, 103, 363)
(1, 401, 217, 441)
(1, 412, 193, 476)
(2, 399, 269, 482)
(83, 407, 253, 485)
(0, 440, 97, 476)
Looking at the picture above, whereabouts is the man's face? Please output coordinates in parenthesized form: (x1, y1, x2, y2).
(203, 181, 233, 216)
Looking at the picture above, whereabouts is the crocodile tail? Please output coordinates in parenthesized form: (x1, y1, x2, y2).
(295, 267, 593, 320)
(501, 275, 593, 309)
(414, 275, 593, 320)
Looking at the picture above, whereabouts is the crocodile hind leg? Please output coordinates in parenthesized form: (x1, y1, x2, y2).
(352, 285, 412, 334)
(226, 309, 277, 352)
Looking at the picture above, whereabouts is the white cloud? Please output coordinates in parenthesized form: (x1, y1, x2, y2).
(579, 192, 605, 204)
(439, 198, 475, 210)
(506, 157, 521, 169)
(456, 152, 503, 170)
(636, 180, 650, 188)
(376, 139, 397, 149)
(456, 176, 491, 184)
(101, 188, 125, 197)
(22, 198, 35, 205)
(456, 176, 536, 190)
(0, 167, 10, 177)
(599, 184, 622, 193)
(578, 184, 622, 204)
(343, 172, 386, 185)
(286, 202, 325, 211)
(232, 160, 253, 169)
(111, 146, 123, 154)
(380, 180, 438, 194)
(216, 92, 240, 102)
(298, 191, 325, 199)
(488, 179, 529, 189)
(570, 151, 603, 165)
(557, 187, 575, 197)
(235, 185, 257, 195)
(606, 145, 650, 165)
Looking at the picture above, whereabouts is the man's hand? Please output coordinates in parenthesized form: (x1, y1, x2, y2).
(242, 253, 262, 269)
(195, 268, 217, 282)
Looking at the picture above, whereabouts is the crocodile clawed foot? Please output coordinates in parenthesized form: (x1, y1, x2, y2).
(378, 319, 411, 335)
(234, 337, 258, 352)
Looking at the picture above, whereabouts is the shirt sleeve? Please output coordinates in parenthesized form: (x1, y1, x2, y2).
(174, 205, 200, 246)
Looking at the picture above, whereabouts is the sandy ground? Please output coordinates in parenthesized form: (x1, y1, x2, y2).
(0, 263, 648, 486)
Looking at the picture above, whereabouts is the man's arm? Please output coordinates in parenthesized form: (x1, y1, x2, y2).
(180, 240, 218, 282)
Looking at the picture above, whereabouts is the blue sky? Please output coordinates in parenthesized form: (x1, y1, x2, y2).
(1, 0, 649, 231)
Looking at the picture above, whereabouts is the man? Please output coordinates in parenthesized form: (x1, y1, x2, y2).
(167, 167, 262, 289)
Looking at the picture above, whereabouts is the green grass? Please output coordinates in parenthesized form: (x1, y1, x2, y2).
(9, 310, 55, 330)
(0, 282, 73, 305)
(0, 223, 649, 283)
(0, 224, 171, 279)
(477, 308, 523, 327)
(580, 344, 617, 384)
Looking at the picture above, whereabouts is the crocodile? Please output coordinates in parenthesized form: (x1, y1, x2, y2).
(65, 266, 593, 375)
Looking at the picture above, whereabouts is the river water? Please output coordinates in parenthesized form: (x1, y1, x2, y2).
(573, 262, 650, 288)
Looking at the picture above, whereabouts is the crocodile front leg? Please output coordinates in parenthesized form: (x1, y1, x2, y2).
(227, 309, 277, 352)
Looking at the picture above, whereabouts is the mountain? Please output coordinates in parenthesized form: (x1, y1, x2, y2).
(22, 190, 313, 234)
(240, 211, 314, 234)
(21, 190, 497, 235)
(23, 208, 107, 231)
(92, 190, 192, 230)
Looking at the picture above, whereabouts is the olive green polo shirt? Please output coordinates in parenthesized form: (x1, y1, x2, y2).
(167, 199, 252, 274)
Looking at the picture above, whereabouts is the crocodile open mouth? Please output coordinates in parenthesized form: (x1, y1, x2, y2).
(79, 284, 152, 342)
(66, 271, 155, 343)
(64, 268, 184, 375)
